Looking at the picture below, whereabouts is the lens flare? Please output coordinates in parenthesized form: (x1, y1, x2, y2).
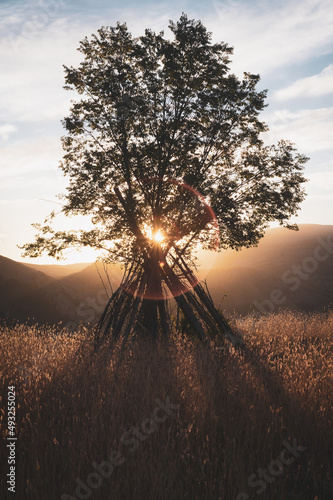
(153, 230, 164, 243)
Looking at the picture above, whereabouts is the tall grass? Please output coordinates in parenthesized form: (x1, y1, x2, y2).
(0, 311, 332, 499)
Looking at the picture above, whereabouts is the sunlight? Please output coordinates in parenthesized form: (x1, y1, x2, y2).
(153, 230, 165, 243)
(141, 224, 166, 244)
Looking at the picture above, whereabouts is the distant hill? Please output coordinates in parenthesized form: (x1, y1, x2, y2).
(59, 261, 122, 297)
(0, 225, 332, 325)
(202, 224, 333, 314)
(0, 257, 123, 328)
(24, 262, 91, 279)
(0, 256, 93, 326)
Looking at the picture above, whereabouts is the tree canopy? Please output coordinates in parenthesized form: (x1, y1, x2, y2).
(22, 14, 308, 271)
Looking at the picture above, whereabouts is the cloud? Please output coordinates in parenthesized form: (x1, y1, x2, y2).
(263, 107, 333, 153)
(0, 136, 62, 173)
(0, 4, 180, 124)
(0, 135, 67, 206)
(211, 0, 333, 74)
(275, 65, 333, 100)
(0, 198, 33, 208)
(0, 16, 82, 123)
(0, 124, 16, 140)
(307, 168, 333, 192)
(299, 168, 333, 224)
(0, 0, 65, 47)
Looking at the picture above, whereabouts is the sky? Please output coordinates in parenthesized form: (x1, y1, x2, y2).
(0, 0, 333, 264)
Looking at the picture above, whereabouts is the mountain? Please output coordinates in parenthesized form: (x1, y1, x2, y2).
(59, 261, 122, 296)
(0, 256, 101, 327)
(0, 256, 123, 328)
(0, 224, 332, 326)
(202, 224, 333, 314)
(24, 262, 91, 279)
(56, 262, 123, 326)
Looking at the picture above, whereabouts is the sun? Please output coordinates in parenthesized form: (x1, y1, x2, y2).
(153, 230, 165, 243)
(141, 224, 165, 243)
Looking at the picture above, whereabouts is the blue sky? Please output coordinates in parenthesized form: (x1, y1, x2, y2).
(0, 0, 333, 263)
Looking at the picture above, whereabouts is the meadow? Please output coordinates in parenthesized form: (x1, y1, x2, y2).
(0, 311, 332, 499)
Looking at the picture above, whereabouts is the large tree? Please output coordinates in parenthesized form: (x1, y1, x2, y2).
(22, 14, 307, 345)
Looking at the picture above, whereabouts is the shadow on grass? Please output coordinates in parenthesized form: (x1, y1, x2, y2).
(0, 316, 332, 499)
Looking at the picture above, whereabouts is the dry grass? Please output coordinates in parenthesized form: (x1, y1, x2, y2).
(0, 311, 332, 499)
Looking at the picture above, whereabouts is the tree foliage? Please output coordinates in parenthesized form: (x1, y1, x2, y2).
(22, 14, 307, 272)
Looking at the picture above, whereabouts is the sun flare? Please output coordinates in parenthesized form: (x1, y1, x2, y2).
(153, 230, 165, 243)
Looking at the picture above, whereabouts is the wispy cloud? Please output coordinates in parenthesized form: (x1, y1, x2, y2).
(0, 124, 16, 140)
(0, 135, 67, 202)
(0, 18, 81, 123)
(1, 0, 333, 124)
(0, 136, 62, 172)
(263, 107, 333, 153)
(274, 64, 333, 100)
(0, 198, 33, 207)
(307, 167, 333, 192)
(212, 0, 333, 74)
(299, 167, 333, 223)
(0, 0, 66, 51)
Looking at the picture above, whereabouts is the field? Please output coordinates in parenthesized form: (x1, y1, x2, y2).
(0, 311, 332, 499)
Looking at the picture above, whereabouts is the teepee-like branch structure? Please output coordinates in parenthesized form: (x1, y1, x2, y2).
(95, 242, 243, 349)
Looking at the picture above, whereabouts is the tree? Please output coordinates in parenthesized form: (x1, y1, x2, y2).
(22, 14, 308, 346)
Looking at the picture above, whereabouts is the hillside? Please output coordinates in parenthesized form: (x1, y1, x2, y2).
(203, 224, 333, 313)
(24, 262, 90, 279)
(0, 256, 92, 326)
(59, 261, 122, 296)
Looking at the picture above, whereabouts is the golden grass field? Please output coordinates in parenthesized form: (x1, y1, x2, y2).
(0, 311, 332, 499)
